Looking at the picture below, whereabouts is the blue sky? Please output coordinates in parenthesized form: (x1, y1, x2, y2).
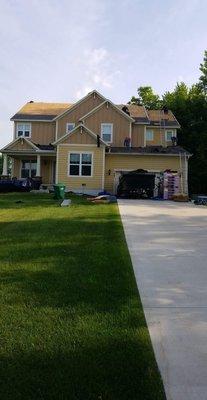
(0, 0, 206, 147)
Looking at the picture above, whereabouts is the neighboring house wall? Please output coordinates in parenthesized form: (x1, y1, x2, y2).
(57, 144, 105, 192)
(14, 121, 56, 144)
(131, 125, 145, 147)
(104, 154, 181, 193)
(84, 102, 131, 147)
(57, 94, 103, 139)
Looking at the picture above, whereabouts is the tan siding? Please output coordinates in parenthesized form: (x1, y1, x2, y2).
(12, 157, 53, 183)
(57, 94, 103, 139)
(146, 127, 176, 146)
(14, 122, 55, 145)
(13, 159, 21, 177)
(61, 127, 96, 145)
(57, 145, 104, 191)
(7, 140, 34, 151)
(85, 103, 130, 147)
(105, 154, 181, 193)
(131, 125, 145, 147)
(41, 159, 53, 184)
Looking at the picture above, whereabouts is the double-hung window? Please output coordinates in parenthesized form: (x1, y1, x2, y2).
(101, 123, 113, 143)
(16, 123, 31, 138)
(69, 152, 92, 177)
(165, 130, 175, 141)
(146, 129, 154, 141)
(66, 123, 75, 133)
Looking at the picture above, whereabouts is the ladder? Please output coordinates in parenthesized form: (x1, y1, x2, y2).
(179, 152, 188, 194)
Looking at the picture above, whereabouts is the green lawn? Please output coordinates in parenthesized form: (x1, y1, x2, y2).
(0, 192, 166, 400)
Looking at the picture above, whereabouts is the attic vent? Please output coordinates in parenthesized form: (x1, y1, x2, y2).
(29, 100, 34, 103)
(122, 105, 130, 116)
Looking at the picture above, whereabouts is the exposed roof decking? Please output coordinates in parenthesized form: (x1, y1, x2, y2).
(11, 102, 72, 121)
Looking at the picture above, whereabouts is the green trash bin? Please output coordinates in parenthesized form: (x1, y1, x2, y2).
(53, 183, 65, 200)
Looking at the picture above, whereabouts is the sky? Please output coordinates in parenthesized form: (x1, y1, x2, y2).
(0, 0, 206, 147)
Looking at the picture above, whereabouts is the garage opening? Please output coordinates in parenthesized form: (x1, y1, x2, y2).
(117, 169, 157, 199)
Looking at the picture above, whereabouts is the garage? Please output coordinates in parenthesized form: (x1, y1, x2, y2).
(116, 169, 180, 199)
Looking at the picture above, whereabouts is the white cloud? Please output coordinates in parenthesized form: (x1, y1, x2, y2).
(75, 47, 121, 99)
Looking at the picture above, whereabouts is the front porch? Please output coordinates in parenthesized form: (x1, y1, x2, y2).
(2, 153, 56, 185)
(1, 137, 56, 185)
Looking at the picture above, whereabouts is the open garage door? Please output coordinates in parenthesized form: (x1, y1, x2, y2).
(117, 169, 156, 199)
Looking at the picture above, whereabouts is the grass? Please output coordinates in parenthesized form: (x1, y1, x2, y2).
(0, 192, 166, 400)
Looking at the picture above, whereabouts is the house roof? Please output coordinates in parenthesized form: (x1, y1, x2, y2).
(11, 102, 72, 121)
(10, 96, 180, 128)
(107, 146, 191, 156)
(147, 110, 180, 127)
(117, 104, 150, 123)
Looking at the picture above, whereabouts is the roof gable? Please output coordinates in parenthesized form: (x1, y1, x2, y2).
(54, 90, 107, 121)
(53, 124, 108, 146)
(1, 137, 39, 152)
(80, 100, 135, 122)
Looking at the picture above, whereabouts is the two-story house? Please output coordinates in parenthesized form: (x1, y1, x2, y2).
(1, 90, 190, 196)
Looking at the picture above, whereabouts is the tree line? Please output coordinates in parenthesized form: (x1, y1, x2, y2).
(129, 50, 207, 195)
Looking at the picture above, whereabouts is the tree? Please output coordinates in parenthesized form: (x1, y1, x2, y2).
(129, 86, 161, 109)
(129, 50, 207, 194)
(199, 50, 207, 95)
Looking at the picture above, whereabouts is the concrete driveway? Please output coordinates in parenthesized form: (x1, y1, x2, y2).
(118, 200, 207, 400)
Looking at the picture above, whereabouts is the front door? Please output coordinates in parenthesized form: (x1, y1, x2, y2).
(21, 160, 37, 178)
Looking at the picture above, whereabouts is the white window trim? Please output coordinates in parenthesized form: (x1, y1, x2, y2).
(101, 123, 113, 143)
(146, 129, 154, 141)
(66, 123, 75, 133)
(16, 123, 31, 138)
(68, 151, 93, 178)
(165, 130, 176, 141)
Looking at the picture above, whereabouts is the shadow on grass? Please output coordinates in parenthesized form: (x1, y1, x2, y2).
(1, 338, 165, 400)
(0, 201, 166, 400)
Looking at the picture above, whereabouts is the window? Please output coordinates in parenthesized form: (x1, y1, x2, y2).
(165, 130, 176, 141)
(69, 152, 92, 177)
(146, 129, 154, 141)
(66, 123, 75, 132)
(21, 160, 37, 178)
(101, 123, 113, 143)
(16, 123, 31, 138)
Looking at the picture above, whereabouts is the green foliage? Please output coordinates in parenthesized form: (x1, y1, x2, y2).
(129, 50, 207, 194)
(129, 86, 161, 109)
(199, 50, 207, 95)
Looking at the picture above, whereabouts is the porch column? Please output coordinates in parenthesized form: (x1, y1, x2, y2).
(2, 154, 8, 175)
(36, 154, 41, 177)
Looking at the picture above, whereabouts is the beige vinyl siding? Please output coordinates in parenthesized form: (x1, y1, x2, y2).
(84, 102, 131, 147)
(14, 122, 56, 144)
(145, 127, 177, 147)
(146, 127, 164, 146)
(41, 159, 53, 184)
(7, 140, 35, 151)
(131, 125, 145, 147)
(13, 158, 21, 177)
(62, 128, 96, 145)
(12, 157, 53, 183)
(57, 94, 103, 139)
(105, 154, 181, 193)
(57, 145, 104, 190)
